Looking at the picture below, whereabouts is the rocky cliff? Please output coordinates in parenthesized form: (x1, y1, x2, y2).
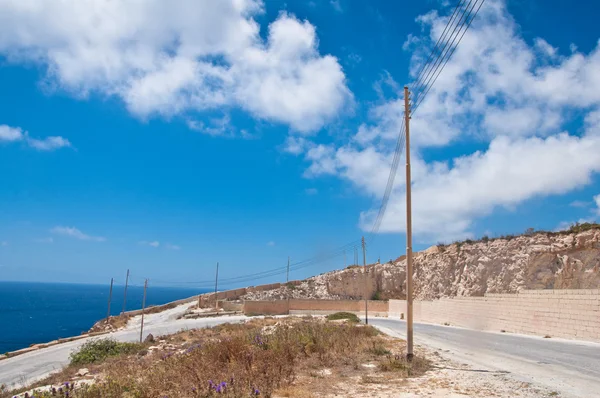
(242, 227, 600, 301)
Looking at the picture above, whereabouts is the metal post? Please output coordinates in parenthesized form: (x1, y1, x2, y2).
(121, 269, 129, 315)
(139, 279, 148, 343)
(404, 86, 414, 361)
(214, 262, 219, 310)
(362, 236, 368, 325)
(106, 278, 114, 323)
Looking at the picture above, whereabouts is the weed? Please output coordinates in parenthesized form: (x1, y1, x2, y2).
(369, 342, 391, 356)
(326, 312, 360, 323)
(70, 338, 142, 365)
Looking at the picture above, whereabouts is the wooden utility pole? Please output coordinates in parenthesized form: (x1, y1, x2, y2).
(287, 256, 291, 314)
(362, 236, 368, 325)
(139, 279, 148, 343)
(214, 262, 219, 310)
(404, 86, 414, 361)
(106, 278, 114, 323)
(121, 269, 129, 315)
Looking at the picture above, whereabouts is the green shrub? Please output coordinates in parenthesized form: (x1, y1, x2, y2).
(70, 338, 142, 365)
(326, 312, 360, 323)
(371, 291, 382, 300)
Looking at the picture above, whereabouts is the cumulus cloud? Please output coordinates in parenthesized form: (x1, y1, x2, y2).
(297, 0, 600, 241)
(0, 124, 71, 151)
(0, 125, 23, 142)
(594, 194, 600, 216)
(51, 226, 105, 242)
(0, 0, 351, 133)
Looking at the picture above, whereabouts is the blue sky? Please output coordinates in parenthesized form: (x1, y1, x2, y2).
(1, 0, 600, 287)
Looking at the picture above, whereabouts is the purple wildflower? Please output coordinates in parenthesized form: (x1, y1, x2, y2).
(253, 387, 260, 395)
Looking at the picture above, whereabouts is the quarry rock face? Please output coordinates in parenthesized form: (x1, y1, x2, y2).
(242, 229, 600, 301)
(405, 229, 600, 299)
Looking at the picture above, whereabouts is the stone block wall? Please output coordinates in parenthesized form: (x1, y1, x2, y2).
(389, 289, 600, 342)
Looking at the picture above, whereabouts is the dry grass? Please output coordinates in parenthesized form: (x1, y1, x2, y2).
(3, 317, 429, 398)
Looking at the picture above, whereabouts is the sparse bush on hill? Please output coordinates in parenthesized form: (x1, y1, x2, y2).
(435, 222, 600, 251)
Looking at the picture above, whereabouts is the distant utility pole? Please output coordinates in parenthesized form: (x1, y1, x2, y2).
(404, 86, 414, 361)
(106, 277, 114, 324)
(287, 256, 291, 314)
(354, 246, 358, 265)
(362, 236, 368, 325)
(139, 279, 148, 343)
(214, 262, 219, 310)
(121, 269, 130, 315)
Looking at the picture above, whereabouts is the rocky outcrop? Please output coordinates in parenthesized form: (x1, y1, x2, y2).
(242, 228, 600, 301)
(409, 229, 600, 299)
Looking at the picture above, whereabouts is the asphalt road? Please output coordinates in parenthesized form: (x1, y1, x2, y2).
(370, 318, 600, 398)
(0, 302, 248, 389)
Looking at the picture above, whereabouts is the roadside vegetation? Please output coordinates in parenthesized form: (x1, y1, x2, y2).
(325, 311, 361, 323)
(3, 317, 429, 398)
(69, 339, 143, 365)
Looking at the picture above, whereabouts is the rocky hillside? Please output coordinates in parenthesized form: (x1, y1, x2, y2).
(242, 225, 600, 301)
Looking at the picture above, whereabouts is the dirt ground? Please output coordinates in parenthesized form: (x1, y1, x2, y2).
(274, 342, 561, 398)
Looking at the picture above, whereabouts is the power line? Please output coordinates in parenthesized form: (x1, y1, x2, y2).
(412, 0, 485, 114)
(410, 0, 474, 103)
(409, 0, 468, 97)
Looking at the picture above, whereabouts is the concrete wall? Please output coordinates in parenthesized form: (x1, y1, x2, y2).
(243, 299, 389, 316)
(389, 289, 600, 342)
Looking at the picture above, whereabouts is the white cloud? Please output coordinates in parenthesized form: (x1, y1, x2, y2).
(165, 243, 181, 250)
(34, 237, 54, 243)
(140, 241, 160, 247)
(594, 194, 600, 216)
(0, 124, 71, 151)
(51, 226, 105, 242)
(283, 136, 312, 155)
(266, 241, 276, 246)
(26, 136, 72, 151)
(0, 125, 23, 142)
(296, 0, 600, 241)
(0, 1, 351, 133)
(305, 188, 318, 195)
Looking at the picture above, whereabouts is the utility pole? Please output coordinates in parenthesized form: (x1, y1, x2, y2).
(121, 269, 129, 315)
(139, 279, 148, 343)
(214, 262, 219, 310)
(404, 86, 414, 361)
(106, 277, 114, 324)
(287, 256, 291, 314)
(362, 236, 368, 325)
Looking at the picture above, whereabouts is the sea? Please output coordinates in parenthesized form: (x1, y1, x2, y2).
(0, 281, 208, 353)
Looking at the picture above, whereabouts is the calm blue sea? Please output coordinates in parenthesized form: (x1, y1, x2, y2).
(0, 281, 208, 353)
